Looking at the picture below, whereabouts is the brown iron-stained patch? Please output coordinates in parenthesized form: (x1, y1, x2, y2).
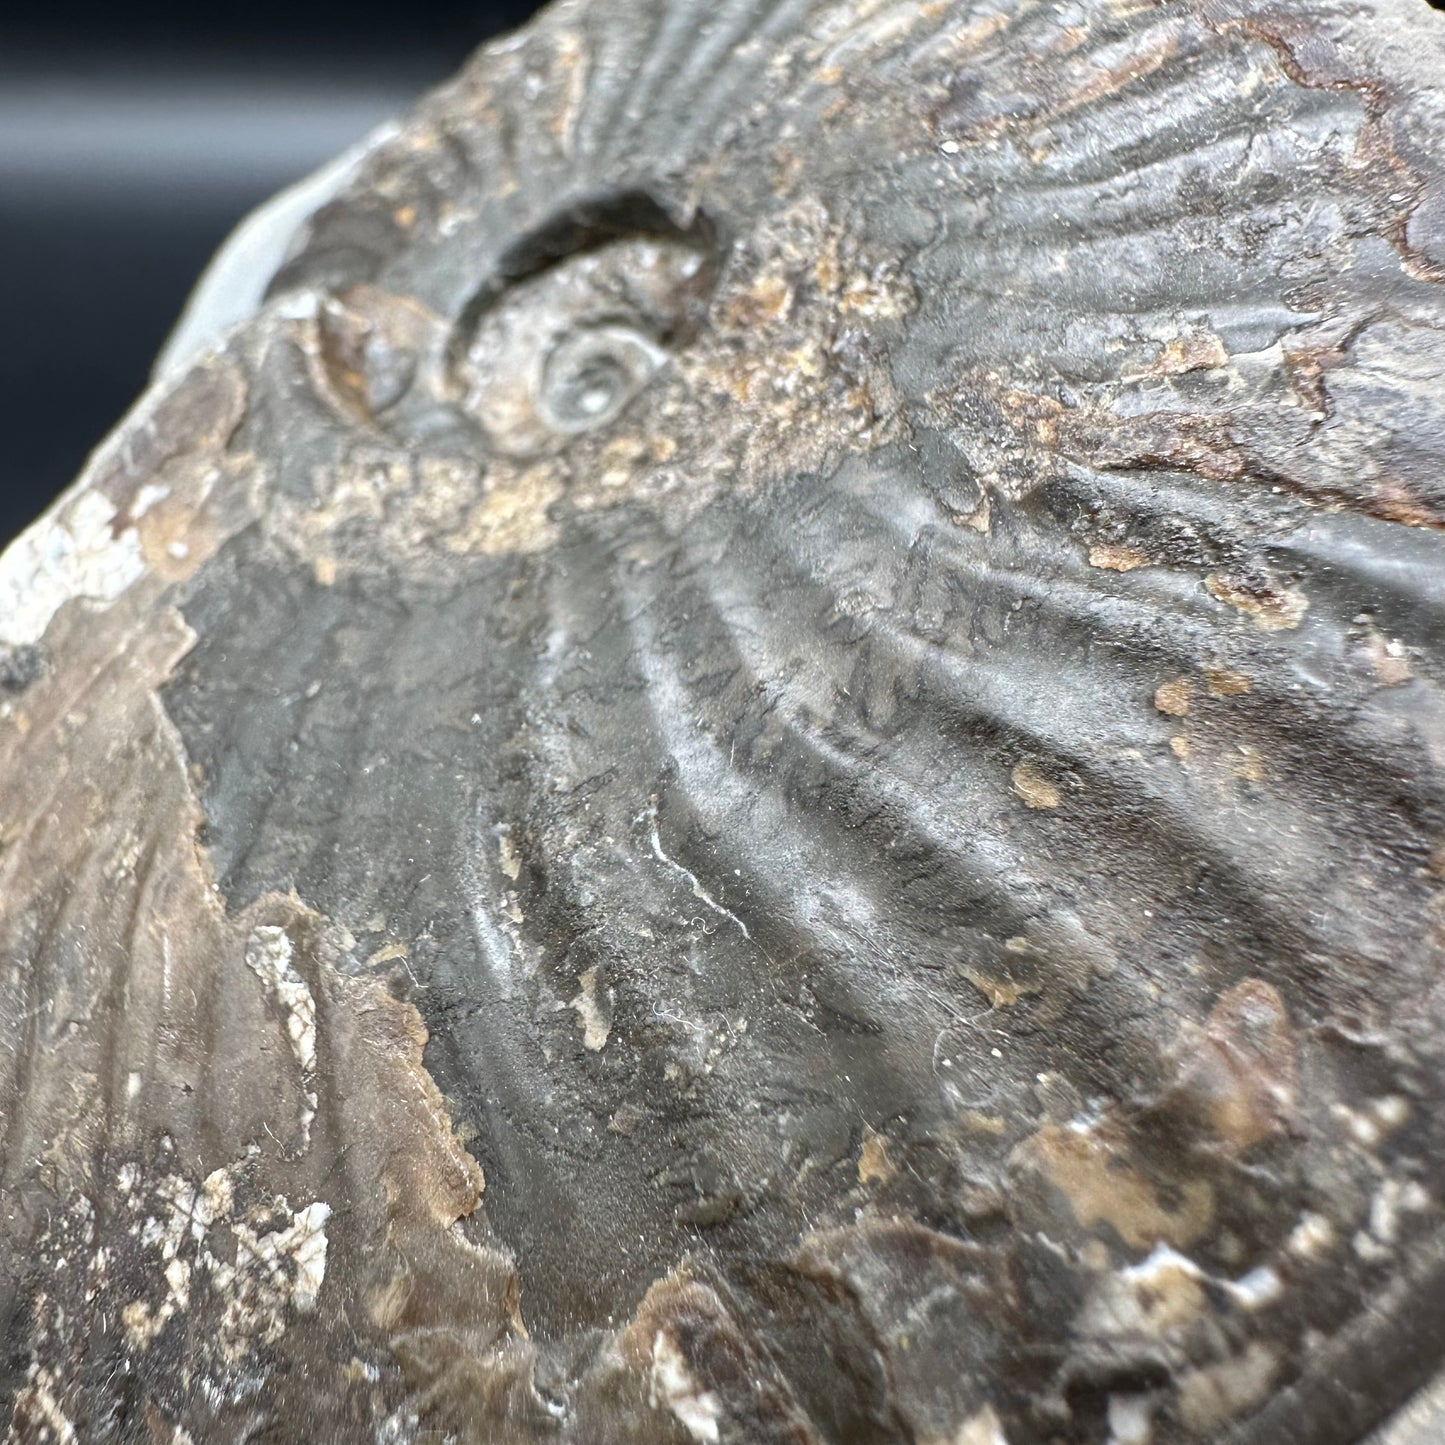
(268, 441, 494, 574)
(1205, 665, 1252, 697)
(1089, 542, 1150, 572)
(1154, 677, 1192, 717)
(453, 463, 564, 556)
(1147, 332, 1230, 377)
(1205, 572, 1309, 631)
(929, 370, 1251, 502)
(1012, 1124, 1215, 1249)
(721, 269, 795, 329)
(961, 1109, 1009, 1138)
(858, 1127, 898, 1185)
(1012, 759, 1062, 809)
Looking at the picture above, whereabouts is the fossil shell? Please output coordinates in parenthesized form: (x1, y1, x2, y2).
(4, 0, 1445, 1441)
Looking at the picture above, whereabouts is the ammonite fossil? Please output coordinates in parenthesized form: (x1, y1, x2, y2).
(4, 0, 1445, 1440)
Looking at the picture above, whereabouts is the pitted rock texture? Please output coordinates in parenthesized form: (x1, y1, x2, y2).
(4, 0, 1445, 1441)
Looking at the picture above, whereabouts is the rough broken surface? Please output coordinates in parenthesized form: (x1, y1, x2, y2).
(3, 0, 1445, 1440)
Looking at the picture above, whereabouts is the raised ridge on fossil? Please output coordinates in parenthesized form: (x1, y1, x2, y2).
(4, 0, 1445, 1441)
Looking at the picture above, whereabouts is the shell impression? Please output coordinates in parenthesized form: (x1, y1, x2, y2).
(4, 0, 1445, 1441)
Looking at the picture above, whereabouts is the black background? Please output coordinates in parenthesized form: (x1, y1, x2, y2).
(2, 1, 542, 549)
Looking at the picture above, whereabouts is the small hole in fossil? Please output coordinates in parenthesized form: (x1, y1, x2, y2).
(476, 189, 719, 312)
(452, 189, 719, 454)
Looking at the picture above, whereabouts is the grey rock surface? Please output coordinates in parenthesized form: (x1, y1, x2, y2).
(3, 0, 1445, 1440)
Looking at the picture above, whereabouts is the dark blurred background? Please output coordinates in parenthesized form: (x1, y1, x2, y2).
(1, 0, 543, 549)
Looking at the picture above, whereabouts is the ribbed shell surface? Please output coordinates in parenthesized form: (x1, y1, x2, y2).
(3, 0, 1445, 1441)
